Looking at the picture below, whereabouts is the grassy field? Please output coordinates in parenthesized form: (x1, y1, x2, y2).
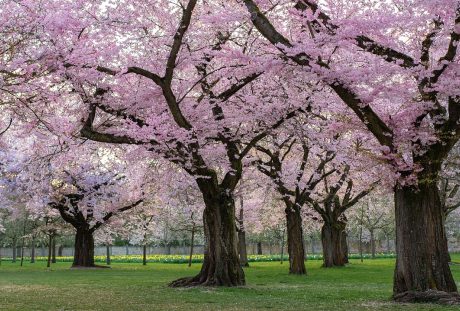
(0, 255, 459, 311)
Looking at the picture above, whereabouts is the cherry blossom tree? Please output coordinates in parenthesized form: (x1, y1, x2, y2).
(243, 0, 460, 300)
(19, 145, 147, 267)
(12, 0, 309, 286)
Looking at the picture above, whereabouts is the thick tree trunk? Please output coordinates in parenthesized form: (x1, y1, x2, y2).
(393, 183, 458, 301)
(341, 231, 349, 263)
(238, 231, 249, 267)
(321, 220, 347, 267)
(441, 213, 451, 263)
(170, 185, 244, 287)
(285, 205, 306, 274)
(72, 228, 95, 267)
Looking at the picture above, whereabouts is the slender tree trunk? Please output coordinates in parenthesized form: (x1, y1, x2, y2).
(58, 245, 64, 257)
(47, 235, 52, 268)
(51, 236, 56, 264)
(237, 202, 249, 267)
(393, 183, 458, 301)
(370, 229, 376, 259)
(72, 227, 95, 267)
(359, 208, 364, 263)
(280, 229, 285, 264)
(30, 237, 35, 263)
(386, 235, 391, 253)
(310, 236, 315, 254)
(20, 220, 26, 267)
(12, 238, 17, 263)
(170, 184, 244, 287)
(321, 220, 347, 267)
(40, 243, 45, 256)
(188, 225, 195, 267)
(106, 244, 111, 265)
(285, 205, 306, 274)
(143, 244, 147, 266)
(256, 241, 262, 255)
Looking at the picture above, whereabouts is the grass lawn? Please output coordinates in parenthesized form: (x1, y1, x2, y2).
(0, 255, 459, 311)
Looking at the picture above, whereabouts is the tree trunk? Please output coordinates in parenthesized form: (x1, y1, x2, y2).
(51, 236, 56, 264)
(256, 242, 262, 255)
(386, 235, 391, 253)
(106, 244, 111, 265)
(370, 229, 376, 259)
(441, 213, 452, 263)
(47, 235, 52, 268)
(72, 228, 95, 267)
(393, 183, 457, 300)
(321, 220, 347, 267)
(58, 245, 64, 257)
(341, 230, 349, 263)
(170, 185, 244, 287)
(143, 244, 147, 266)
(31, 238, 37, 263)
(12, 238, 17, 263)
(285, 205, 306, 274)
(188, 226, 195, 267)
(237, 204, 249, 267)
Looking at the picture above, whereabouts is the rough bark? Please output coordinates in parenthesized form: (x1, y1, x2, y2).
(285, 205, 306, 274)
(170, 184, 244, 287)
(341, 231, 349, 263)
(393, 183, 457, 300)
(72, 227, 95, 267)
(238, 231, 249, 267)
(321, 220, 347, 267)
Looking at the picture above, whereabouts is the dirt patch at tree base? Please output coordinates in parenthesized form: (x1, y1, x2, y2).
(393, 290, 460, 305)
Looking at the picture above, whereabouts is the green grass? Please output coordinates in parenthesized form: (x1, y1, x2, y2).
(0, 255, 459, 311)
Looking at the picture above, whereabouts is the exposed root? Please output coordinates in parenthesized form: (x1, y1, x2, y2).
(393, 290, 460, 305)
(169, 274, 245, 287)
(70, 264, 111, 269)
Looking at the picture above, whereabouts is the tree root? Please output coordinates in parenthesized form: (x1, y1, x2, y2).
(393, 290, 460, 305)
(70, 264, 111, 269)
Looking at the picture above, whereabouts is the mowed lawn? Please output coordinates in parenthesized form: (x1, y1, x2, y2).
(0, 256, 459, 311)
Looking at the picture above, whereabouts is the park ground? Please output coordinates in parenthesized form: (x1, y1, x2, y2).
(0, 255, 459, 311)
